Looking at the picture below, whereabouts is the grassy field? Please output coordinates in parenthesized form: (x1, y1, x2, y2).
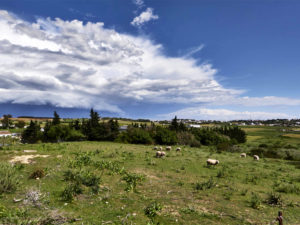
(0, 127, 300, 224)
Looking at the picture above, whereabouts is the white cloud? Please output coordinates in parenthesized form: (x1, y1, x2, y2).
(133, 0, 144, 7)
(0, 10, 299, 119)
(159, 107, 292, 121)
(131, 8, 158, 27)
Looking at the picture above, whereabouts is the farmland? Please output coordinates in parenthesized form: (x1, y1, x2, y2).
(0, 126, 300, 224)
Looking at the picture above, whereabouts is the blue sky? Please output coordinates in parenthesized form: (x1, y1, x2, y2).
(0, 0, 300, 120)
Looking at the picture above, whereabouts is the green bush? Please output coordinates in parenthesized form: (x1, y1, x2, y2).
(121, 172, 145, 192)
(117, 128, 153, 144)
(0, 163, 19, 194)
(144, 202, 163, 222)
(61, 182, 83, 202)
(154, 127, 178, 145)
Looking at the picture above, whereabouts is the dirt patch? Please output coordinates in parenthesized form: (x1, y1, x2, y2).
(10, 155, 49, 164)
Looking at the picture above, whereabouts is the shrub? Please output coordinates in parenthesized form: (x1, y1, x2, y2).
(154, 127, 178, 145)
(117, 128, 153, 144)
(0, 162, 19, 194)
(250, 192, 262, 209)
(266, 192, 283, 206)
(63, 169, 100, 187)
(195, 177, 216, 190)
(29, 168, 45, 179)
(144, 202, 163, 222)
(61, 182, 83, 202)
(121, 172, 145, 192)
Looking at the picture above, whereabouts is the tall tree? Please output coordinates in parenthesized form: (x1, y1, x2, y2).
(1, 114, 12, 129)
(52, 111, 60, 125)
(170, 116, 179, 132)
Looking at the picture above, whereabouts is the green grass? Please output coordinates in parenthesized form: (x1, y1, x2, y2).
(0, 127, 300, 224)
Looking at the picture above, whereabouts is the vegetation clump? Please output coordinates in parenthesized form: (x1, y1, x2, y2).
(121, 172, 145, 192)
(144, 202, 163, 223)
(29, 168, 45, 179)
(0, 162, 19, 194)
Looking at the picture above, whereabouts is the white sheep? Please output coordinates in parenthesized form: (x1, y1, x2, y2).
(240, 153, 247, 158)
(166, 146, 172, 151)
(176, 147, 181, 152)
(156, 151, 166, 158)
(253, 155, 260, 161)
(153, 146, 158, 150)
(206, 159, 219, 166)
(156, 151, 161, 158)
(159, 146, 163, 151)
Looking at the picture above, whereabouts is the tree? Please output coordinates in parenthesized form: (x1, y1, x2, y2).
(16, 120, 26, 129)
(52, 111, 60, 125)
(21, 121, 42, 143)
(169, 116, 179, 132)
(1, 114, 12, 129)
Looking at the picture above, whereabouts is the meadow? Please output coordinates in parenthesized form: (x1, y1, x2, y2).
(0, 126, 300, 224)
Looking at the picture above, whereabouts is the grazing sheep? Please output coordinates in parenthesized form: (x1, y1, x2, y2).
(176, 147, 181, 152)
(240, 153, 247, 158)
(156, 151, 166, 158)
(206, 159, 219, 166)
(166, 146, 172, 151)
(153, 146, 158, 150)
(253, 155, 260, 161)
(159, 146, 163, 151)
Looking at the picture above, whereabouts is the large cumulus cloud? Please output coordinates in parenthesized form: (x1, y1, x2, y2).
(0, 10, 241, 112)
(0, 10, 299, 119)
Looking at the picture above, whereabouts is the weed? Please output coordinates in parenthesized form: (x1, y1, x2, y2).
(195, 177, 216, 190)
(0, 162, 19, 194)
(266, 192, 283, 206)
(250, 192, 262, 209)
(144, 202, 163, 222)
(122, 172, 145, 192)
(61, 182, 83, 202)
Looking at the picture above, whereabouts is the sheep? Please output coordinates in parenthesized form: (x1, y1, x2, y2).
(166, 146, 172, 151)
(253, 155, 260, 161)
(156, 151, 161, 158)
(176, 147, 181, 152)
(240, 153, 247, 158)
(206, 159, 219, 166)
(153, 146, 158, 150)
(159, 146, 163, 151)
(156, 151, 166, 158)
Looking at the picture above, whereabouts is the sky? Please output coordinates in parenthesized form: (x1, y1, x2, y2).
(0, 0, 300, 120)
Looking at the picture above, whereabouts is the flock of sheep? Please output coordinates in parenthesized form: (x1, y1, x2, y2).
(153, 146, 260, 164)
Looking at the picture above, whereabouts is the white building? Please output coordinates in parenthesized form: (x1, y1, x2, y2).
(0, 131, 12, 137)
(188, 124, 201, 128)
